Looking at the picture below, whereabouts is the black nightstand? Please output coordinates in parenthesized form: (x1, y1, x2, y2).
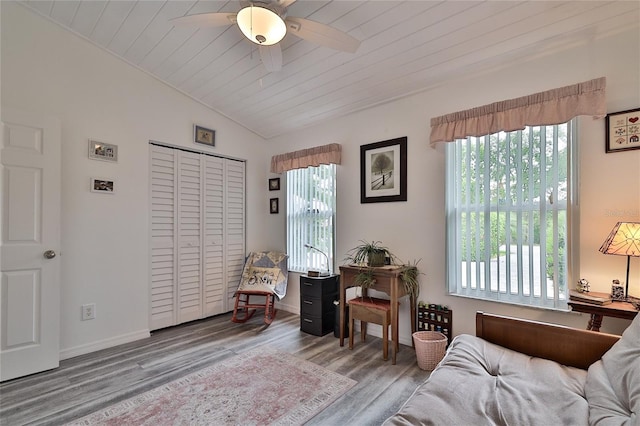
(300, 274, 339, 336)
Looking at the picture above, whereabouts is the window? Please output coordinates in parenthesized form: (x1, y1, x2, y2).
(446, 122, 577, 309)
(286, 164, 336, 274)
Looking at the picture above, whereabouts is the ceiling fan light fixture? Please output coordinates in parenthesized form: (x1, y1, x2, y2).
(236, 5, 286, 46)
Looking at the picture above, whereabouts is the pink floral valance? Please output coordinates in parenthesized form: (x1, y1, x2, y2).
(430, 77, 607, 147)
(270, 143, 341, 173)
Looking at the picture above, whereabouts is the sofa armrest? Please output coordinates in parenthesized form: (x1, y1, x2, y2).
(476, 311, 620, 370)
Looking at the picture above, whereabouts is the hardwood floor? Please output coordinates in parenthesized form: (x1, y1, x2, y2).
(0, 311, 429, 425)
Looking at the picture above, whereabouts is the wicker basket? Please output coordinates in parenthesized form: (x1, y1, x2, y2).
(413, 331, 447, 371)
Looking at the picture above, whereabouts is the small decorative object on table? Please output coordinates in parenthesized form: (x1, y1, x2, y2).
(576, 278, 590, 293)
(611, 279, 626, 301)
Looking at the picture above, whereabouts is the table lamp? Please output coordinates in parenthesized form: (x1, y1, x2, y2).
(304, 243, 330, 277)
(599, 221, 640, 299)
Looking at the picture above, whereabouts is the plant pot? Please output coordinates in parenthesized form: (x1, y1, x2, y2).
(368, 250, 386, 267)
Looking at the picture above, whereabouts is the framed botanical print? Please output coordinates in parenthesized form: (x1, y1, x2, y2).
(360, 137, 407, 203)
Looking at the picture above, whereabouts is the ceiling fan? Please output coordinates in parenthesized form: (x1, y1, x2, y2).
(170, 0, 360, 72)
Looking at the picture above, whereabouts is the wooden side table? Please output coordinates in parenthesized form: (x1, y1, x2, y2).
(338, 265, 417, 364)
(568, 291, 638, 332)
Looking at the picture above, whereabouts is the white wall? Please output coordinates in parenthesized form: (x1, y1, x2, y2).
(270, 27, 640, 343)
(1, 2, 277, 358)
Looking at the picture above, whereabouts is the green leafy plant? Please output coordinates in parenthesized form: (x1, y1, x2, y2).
(344, 240, 395, 267)
(398, 259, 422, 302)
(353, 268, 377, 290)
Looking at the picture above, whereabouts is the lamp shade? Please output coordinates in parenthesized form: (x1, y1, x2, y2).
(236, 5, 286, 46)
(599, 222, 640, 257)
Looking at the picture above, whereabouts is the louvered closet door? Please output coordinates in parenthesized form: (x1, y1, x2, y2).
(225, 160, 246, 310)
(150, 145, 246, 330)
(203, 156, 224, 316)
(150, 146, 177, 330)
(177, 151, 203, 323)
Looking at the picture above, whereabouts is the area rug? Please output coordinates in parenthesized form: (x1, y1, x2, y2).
(67, 347, 356, 426)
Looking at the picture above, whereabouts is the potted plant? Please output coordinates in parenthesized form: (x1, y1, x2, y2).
(353, 267, 376, 290)
(344, 240, 395, 267)
(398, 259, 422, 302)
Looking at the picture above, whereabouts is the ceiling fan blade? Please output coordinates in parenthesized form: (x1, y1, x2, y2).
(259, 44, 283, 72)
(275, 0, 298, 8)
(285, 17, 360, 53)
(170, 12, 236, 28)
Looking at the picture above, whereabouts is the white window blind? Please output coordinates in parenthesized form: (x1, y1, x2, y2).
(286, 164, 336, 274)
(446, 122, 576, 309)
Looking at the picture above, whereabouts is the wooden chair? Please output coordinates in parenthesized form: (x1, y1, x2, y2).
(231, 251, 288, 326)
(348, 297, 398, 361)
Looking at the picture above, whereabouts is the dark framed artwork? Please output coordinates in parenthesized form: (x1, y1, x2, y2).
(605, 108, 640, 153)
(360, 136, 407, 203)
(269, 177, 280, 191)
(194, 125, 215, 147)
(270, 198, 279, 214)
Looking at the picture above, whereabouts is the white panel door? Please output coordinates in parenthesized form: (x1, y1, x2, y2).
(225, 160, 245, 311)
(203, 156, 224, 316)
(177, 151, 202, 323)
(149, 146, 177, 330)
(0, 108, 61, 382)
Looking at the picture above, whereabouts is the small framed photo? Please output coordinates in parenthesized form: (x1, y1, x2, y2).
(360, 136, 407, 203)
(90, 177, 115, 193)
(88, 139, 118, 162)
(194, 125, 215, 147)
(270, 198, 279, 214)
(269, 177, 280, 191)
(605, 108, 640, 153)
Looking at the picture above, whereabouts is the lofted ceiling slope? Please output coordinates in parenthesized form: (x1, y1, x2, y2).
(18, 0, 640, 139)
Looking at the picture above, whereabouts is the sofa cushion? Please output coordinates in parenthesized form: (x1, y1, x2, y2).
(385, 334, 589, 425)
(586, 314, 640, 425)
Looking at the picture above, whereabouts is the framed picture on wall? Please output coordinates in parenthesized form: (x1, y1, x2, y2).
(269, 177, 280, 191)
(88, 139, 118, 162)
(90, 177, 115, 193)
(360, 136, 407, 203)
(605, 108, 640, 153)
(270, 198, 279, 214)
(194, 125, 215, 147)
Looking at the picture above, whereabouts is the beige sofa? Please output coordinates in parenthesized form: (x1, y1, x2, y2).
(385, 311, 639, 425)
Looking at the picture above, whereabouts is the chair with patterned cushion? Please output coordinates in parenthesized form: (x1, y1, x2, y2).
(231, 251, 289, 325)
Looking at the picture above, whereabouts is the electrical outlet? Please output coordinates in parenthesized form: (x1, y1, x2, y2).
(81, 303, 96, 321)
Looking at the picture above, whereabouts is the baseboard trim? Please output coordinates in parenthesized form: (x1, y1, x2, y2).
(59, 329, 151, 360)
(275, 301, 299, 315)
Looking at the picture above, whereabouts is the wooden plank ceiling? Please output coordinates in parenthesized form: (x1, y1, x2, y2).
(20, 0, 640, 139)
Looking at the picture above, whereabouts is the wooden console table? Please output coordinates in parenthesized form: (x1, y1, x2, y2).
(338, 265, 417, 364)
(568, 291, 638, 332)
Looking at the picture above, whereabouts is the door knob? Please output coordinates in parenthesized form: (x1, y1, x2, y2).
(43, 250, 56, 259)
